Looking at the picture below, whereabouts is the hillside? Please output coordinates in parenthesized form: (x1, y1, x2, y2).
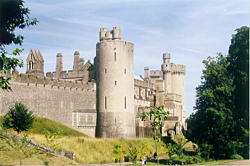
(1, 117, 166, 165)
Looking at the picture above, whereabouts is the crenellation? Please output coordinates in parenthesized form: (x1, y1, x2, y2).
(71, 81, 77, 88)
(29, 75, 37, 84)
(45, 77, 52, 85)
(46, 72, 52, 77)
(52, 78, 59, 87)
(11, 70, 20, 82)
(20, 73, 29, 83)
(37, 76, 45, 84)
(64, 80, 71, 87)
(59, 79, 64, 87)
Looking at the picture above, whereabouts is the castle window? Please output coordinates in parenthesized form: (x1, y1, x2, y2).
(124, 96, 126, 109)
(105, 96, 107, 109)
(105, 68, 107, 73)
(124, 69, 126, 74)
(114, 52, 116, 61)
(115, 81, 117, 85)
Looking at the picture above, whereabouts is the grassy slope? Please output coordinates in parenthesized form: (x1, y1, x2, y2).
(0, 138, 78, 165)
(1, 117, 166, 165)
(25, 117, 89, 137)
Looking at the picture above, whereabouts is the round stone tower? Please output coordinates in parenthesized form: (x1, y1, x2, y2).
(95, 26, 135, 138)
(161, 53, 172, 94)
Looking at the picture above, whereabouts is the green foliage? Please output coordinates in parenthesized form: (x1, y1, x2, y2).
(43, 128, 62, 153)
(139, 144, 151, 159)
(175, 138, 187, 157)
(227, 26, 249, 159)
(141, 105, 169, 131)
(0, 0, 38, 91)
(128, 147, 139, 164)
(43, 161, 49, 165)
(141, 105, 169, 165)
(196, 144, 213, 162)
(4, 134, 38, 165)
(229, 154, 244, 160)
(112, 142, 126, 162)
(187, 26, 249, 159)
(163, 143, 176, 165)
(187, 53, 236, 158)
(2, 102, 34, 134)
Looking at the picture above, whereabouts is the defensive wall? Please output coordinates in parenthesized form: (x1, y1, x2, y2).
(0, 71, 96, 136)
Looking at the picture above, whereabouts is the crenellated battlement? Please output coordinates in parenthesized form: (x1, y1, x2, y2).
(150, 70, 163, 78)
(2, 70, 96, 90)
(99, 26, 121, 41)
(170, 63, 186, 74)
(134, 78, 155, 89)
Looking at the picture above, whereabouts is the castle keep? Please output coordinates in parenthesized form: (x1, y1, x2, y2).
(0, 26, 186, 138)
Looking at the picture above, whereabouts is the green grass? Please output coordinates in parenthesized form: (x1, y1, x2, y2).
(173, 134, 197, 151)
(25, 117, 89, 137)
(1, 116, 167, 165)
(190, 159, 242, 165)
(0, 138, 78, 165)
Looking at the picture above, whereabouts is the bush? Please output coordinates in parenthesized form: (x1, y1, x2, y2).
(230, 154, 244, 159)
(2, 102, 34, 133)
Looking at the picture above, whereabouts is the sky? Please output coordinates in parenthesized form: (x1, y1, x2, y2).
(10, 0, 249, 119)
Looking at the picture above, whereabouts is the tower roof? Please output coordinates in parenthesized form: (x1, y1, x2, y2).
(27, 48, 44, 62)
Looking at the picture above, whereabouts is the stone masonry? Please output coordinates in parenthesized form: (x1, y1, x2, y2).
(0, 26, 186, 138)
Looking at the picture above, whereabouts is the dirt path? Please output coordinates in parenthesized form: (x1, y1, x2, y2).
(219, 160, 249, 165)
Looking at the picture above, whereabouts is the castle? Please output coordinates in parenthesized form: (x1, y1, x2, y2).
(0, 26, 186, 138)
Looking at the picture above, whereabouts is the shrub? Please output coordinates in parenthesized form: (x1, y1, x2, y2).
(128, 147, 138, 164)
(2, 102, 34, 134)
(230, 154, 244, 159)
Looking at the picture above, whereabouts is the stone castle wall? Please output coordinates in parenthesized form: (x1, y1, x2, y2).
(0, 71, 96, 134)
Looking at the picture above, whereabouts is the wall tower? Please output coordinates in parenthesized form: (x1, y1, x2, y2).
(26, 48, 44, 76)
(161, 53, 172, 94)
(95, 26, 135, 138)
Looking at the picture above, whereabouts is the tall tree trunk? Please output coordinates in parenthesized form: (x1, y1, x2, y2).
(155, 130, 159, 165)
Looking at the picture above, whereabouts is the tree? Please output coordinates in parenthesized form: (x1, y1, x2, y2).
(128, 147, 139, 164)
(112, 142, 126, 163)
(141, 105, 169, 165)
(2, 102, 35, 134)
(164, 143, 176, 165)
(227, 26, 249, 158)
(0, 0, 38, 91)
(187, 53, 237, 158)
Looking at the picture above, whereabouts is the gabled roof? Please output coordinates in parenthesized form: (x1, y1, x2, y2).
(80, 60, 93, 71)
(26, 48, 44, 62)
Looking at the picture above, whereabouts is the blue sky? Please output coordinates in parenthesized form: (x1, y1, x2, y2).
(12, 0, 249, 118)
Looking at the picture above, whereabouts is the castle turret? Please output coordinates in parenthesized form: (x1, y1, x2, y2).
(144, 66, 149, 79)
(170, 62, 186, 123)
(56, 53, 63, 78)
(26, 48, 44, 77)
(161, 53, 172, 94)
(95, 26, 135, 138)
(112, 26, 121, 40)
(99, 28, 107, 41)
